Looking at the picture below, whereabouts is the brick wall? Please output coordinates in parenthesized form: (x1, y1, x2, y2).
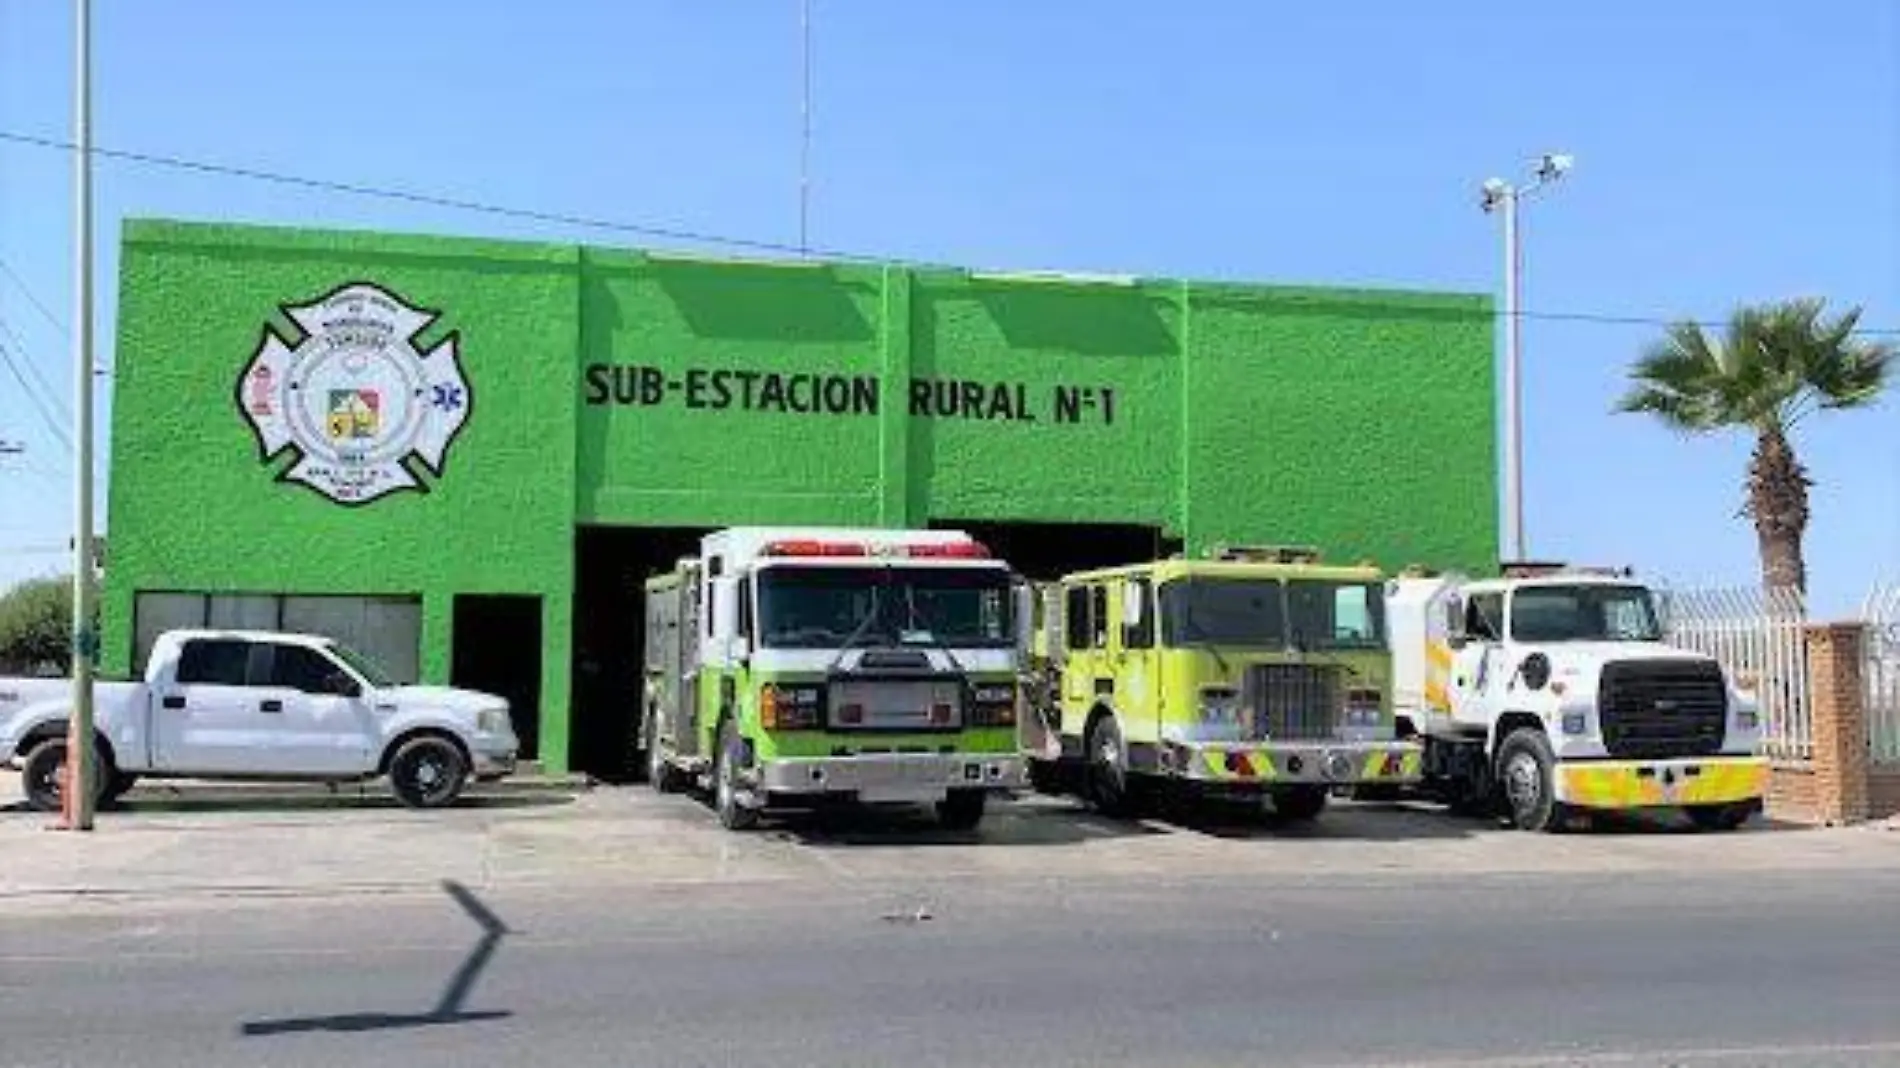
(1764, 622, 1900, 826)
(1767, 764, 1821, 823)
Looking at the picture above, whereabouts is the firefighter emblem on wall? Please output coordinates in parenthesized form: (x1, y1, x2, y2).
(236, 281, 473, 506)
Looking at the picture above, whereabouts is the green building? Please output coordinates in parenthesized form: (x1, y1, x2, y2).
(101, 218, 1497, 775)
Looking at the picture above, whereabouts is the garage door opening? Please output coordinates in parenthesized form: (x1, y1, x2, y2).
(572, 525, 715, 781)
(929, 521, 1181, 580)
(451, 594, 544, 762)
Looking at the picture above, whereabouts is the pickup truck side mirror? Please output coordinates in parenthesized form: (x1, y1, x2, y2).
(323, 672, 362, 698)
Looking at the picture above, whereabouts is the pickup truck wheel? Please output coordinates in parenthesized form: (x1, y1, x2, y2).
(20, 737, 107, 814)
(388, 736, 468, 810)
(102, 771, 139, 808)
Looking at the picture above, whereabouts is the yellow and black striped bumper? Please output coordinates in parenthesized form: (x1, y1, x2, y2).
(1555, 756, 1769, 810)
(1164, 740, 1423, 786)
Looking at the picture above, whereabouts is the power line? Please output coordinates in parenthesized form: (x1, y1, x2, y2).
(0, 256, 68, 339)
(0, 314, 73, 427)
(0, 334, 74, 454)
(1, 126, 1896, 338)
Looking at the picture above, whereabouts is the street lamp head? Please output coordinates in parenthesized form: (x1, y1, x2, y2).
(1480, 177, 1508, 212)
(1535, 152, 1574, 181)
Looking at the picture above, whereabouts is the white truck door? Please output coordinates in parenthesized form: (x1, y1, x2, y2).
(155, 636, 274, 773)
(1448, 591, 1508, 727)
(249, 642, 375, 774)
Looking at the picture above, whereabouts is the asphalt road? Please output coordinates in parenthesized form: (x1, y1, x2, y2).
(5, 867, 1900, 1068)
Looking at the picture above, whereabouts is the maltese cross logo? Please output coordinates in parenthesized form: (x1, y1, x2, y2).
(237, 282, 473, 506)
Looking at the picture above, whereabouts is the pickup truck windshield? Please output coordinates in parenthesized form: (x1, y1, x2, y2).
(1510, 584, 1664, 643)
(1158, 578, 1287, 648)
(757, 564, 1015, 650)
(326, 642, 397, 687)
(1286, 579, 1387, 650)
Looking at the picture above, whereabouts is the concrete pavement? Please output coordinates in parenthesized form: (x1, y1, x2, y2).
(3, 866, 1899, 1067)
(4, 770, 1900, 910)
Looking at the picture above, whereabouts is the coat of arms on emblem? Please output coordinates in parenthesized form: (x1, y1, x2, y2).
(236, 281, 472, 506)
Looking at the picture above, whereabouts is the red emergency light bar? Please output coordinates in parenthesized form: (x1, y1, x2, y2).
(904, 540, 991, 559)
(762, 540, 868, 557)
(759, 538, 992, 559)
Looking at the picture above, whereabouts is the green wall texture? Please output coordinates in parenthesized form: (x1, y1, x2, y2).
(105, 218, 1497, 772)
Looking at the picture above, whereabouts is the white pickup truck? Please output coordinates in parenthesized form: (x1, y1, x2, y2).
(0, 628, 520, 812)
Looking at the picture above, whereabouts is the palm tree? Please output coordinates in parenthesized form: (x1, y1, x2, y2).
(1615, 298, 1892, 595)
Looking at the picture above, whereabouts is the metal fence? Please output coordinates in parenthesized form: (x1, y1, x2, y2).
(1660, 584, 1812, 761)
(1864, 581, 1900, 764)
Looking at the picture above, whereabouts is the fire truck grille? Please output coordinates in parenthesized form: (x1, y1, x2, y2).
(1597, 659, 1728, 759)
(1244, 663, 1341, 741)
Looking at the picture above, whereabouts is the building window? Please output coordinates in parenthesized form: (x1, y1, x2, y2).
(132, 592, 423, 684)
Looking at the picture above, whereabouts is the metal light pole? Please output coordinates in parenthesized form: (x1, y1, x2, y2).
(1479, 151, 1572, 564)
(797, 0, 812, 255)
(61, 0, 98, 832)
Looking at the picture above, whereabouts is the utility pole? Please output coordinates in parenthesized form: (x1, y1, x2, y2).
(60, 0, 98, 832)
(798, 0, 812, 255)
(1479, 151, 1572, 564)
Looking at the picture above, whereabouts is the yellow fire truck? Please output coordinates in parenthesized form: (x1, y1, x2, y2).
(1020, 546, 1422, 820)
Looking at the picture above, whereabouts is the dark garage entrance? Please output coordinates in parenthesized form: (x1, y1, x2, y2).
(571, 525, 714, 781)
(450, 594, 545, 762)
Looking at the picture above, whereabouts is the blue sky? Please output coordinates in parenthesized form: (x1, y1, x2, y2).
(0, 1, 1894, 616)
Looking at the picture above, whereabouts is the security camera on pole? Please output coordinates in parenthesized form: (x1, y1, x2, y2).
(1480, 151, 1572, 564)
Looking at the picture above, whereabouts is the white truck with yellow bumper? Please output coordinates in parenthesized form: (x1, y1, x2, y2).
(1386, 564, 1768, 831)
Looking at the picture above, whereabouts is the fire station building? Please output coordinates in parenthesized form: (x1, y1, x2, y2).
(100, 218, 1497, 775)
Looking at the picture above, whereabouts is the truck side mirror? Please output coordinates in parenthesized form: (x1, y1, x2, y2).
(710, 578, 740, 657)
(1012, 582, 1036, 656)
(1444, 596, 1469, 649)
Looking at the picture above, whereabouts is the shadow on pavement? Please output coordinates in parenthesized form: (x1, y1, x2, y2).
(241, 879, 512, 1037)
(767, 795, 1172, 848)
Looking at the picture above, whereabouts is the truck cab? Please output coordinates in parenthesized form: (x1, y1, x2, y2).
(1387, 563, 1768, 831)
(1021, 546, 1423, 821)
(642, 527, 1032, 831)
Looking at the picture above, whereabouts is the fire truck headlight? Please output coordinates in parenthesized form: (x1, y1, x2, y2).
(1199, 686, 1241, 726)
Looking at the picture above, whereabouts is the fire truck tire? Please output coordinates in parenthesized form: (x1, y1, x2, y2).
(1272, 785, 1329, 821)
(645, 706, 686, 794)
(1685, 801, 1753, 832)
(712, 716, 760, 831)
(1496, 727, 1567, 833)
(936, 789, 988, 830)
(1084, 711, 1138, 819)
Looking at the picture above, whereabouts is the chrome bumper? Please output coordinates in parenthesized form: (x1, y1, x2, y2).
(1162, 738, 1423, 786)
(471, 746, 519, 779)
(758, 752, 1027, 802)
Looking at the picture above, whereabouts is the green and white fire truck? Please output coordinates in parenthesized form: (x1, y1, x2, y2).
(640, 527, 1032, 831)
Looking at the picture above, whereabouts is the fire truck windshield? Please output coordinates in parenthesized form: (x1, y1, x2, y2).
(756, 564, 1016, 650)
